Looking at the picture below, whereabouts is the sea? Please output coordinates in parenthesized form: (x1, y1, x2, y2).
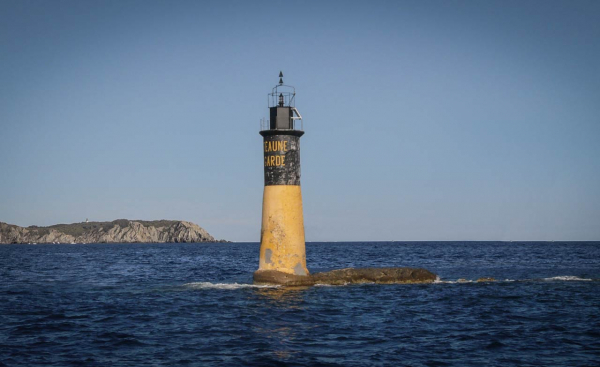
(1, 242, 599, 366)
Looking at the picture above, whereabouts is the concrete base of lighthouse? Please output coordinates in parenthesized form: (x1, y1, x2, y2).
(256, 185, 309, 277)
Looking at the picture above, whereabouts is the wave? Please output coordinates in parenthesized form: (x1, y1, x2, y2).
(542, 276, 592, 282)
(434, 277, 473, 284)
(183, 276, 596, 289)
(182, 282, 280, 290)
(314, 283, 352, 287)
(434, 276, 595, 283)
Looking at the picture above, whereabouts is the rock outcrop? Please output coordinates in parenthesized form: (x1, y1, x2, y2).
(254, 267, 438, 286)
(0, 220, 223, 244)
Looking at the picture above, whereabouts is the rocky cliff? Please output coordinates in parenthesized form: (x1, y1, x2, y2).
(0, 219, 223, 244)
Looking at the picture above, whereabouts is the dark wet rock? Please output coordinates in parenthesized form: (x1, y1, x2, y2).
(254, 267, 437, 286)
(253, 270, 315, 286)
(313, 267, 437, 285)
(476, 277, 496, 282)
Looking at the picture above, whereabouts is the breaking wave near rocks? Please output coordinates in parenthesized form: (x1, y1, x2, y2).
(182, 282, 280, 290)
(434, 275, 596, 283)
(542, 275, 593, 281)
(184, 276, 596, 289)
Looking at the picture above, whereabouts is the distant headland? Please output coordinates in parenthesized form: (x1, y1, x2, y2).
(0, 219, 226, 244)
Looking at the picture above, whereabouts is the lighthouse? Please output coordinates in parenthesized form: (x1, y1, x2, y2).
(254, 72, 309, 283)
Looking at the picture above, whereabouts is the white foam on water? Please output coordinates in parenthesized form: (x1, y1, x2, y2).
(433, 276, 474, 284)
(433, 276, 450, 284)
(183, 276, 596, 290)
(315, 281, 357, 287)
(542, 276, 592, 282)
(434, 276, 455, 284)
(183, 282, 280, 290)
(433, 276, 595, 284)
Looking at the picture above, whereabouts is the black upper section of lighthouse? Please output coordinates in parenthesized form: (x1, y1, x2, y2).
(270, 105, 292, 130)
(261, 72, 304, 137)
(261, 72, 304, 186)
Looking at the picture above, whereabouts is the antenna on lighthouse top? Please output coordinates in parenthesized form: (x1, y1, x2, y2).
(265, 72, 303, 131)
(269, 71, 295, 108)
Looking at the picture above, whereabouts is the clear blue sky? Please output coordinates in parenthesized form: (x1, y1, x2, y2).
(1, 0, 599, 241)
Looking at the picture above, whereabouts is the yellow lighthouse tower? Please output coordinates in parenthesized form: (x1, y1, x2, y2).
(254, 72, 309, 283)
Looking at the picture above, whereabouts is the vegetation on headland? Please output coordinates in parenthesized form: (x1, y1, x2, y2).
(0, 219, 226, 244)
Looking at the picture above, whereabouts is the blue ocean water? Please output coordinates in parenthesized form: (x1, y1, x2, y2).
(1, 242, 599, 366)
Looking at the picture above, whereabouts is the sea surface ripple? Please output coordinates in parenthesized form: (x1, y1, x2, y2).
(1, 242, 599, 366)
